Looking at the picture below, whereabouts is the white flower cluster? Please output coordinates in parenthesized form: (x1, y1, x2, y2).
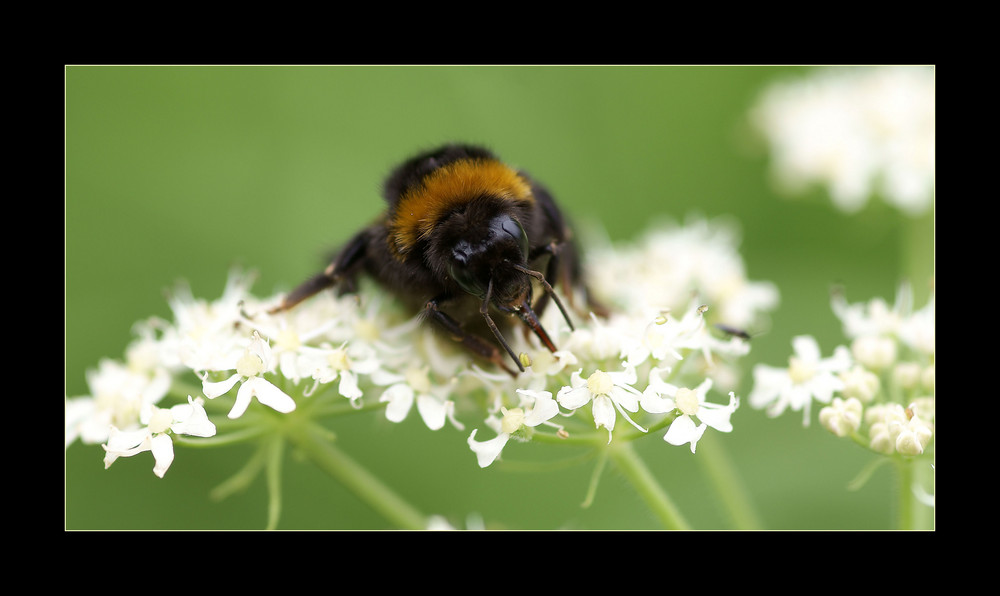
(751, 65, 935, 216)
(749, 282, 934, 457)
(67, 219, 779, 474)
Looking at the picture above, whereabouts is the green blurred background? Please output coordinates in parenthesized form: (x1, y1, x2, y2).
(65, 65, 934, 530)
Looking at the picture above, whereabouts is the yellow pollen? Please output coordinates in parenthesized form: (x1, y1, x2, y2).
(788, 356, 815, 384)
(147, 407, 174, 434)
(587, 371, 613, 396)
(237, 352, 264, 377)
(355, 319, 380, 343)
(501, 407, 526, 434)
(276, 328, 301, 351)
(675, 388, 700, 416)
(405, 367, 431, 394)
(327, 348, 350, 371)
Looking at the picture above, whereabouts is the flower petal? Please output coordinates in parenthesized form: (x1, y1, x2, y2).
(664, 415, 707, 453)
(247, 377, 297, 414)
(592, 395, 616, 441)
(416, 395, 448, 430)
(557, 385, 592, 409)
(338, 370, 363, 400)
(202, 374, 241, 399)
(640, 388, 675, 414)
(380, 383, 413, 423)
(467, 429, 509, 468)
(150, 433, 175, 478)
(170, 397, 217, 437)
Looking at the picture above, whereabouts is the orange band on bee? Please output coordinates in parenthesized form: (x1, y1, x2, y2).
(388, 158, 534, 258)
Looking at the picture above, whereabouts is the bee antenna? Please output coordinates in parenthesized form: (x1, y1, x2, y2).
(480, 277, 525, 372)
(509, 263, 575, 331)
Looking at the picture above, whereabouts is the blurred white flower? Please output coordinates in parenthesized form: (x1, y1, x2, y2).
(378, 366, 463, 431)
(752, 65, 934, 216)
(833, 282, 935, 360)
(587, 218, 779, 328)
(748, 335, 851, 425)
(66, 358, 171, 447)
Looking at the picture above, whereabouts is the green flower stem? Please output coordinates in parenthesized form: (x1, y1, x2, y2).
(903, 209, 934, 304)
(173, 425, 268, 448)
(895, 457, 934, 530)
(290, 422, 428, 530)
(265, 436, 285, 531)
(210, 441, 268, 502)
(608, 441, 691, 530)
(695, 432, 763, 530)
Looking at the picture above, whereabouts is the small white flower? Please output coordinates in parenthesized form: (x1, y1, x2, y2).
(898, 291, 935, 356)
(102, 396, 216, 478)
(164, 270, 258, 372)
(832, 282, 912, 340)
(621, 309, 692, 368)
(240, 296, 342, 384)
(65, 358, 172, 447)
(304, 341, 382, 403)
(748, 335, 851, 425)
(557, 365, 646, 442)
(563, 313, 631, 363)
(641, 373, 737, 453)
(201, 332, 296, 419)
(378, 366, 462, 431)
(467, 389, 561, 467)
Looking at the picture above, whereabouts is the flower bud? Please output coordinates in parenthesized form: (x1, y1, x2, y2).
(840, 365, 880, 403)
(851, 335, 897, 370)
(819, 397, 863, 437)
(892, 362, 921, 390)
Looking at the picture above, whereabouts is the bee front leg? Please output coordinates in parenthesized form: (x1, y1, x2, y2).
(528, 240, 564, 318)
(424, 296, 520, 377)
(530, 240, 608, 319)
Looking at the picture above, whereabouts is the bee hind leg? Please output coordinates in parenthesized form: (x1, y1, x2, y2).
(269, 230, 369, 313)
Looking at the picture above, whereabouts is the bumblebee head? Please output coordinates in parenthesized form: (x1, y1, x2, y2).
(428, 198, 573, 370)
(447, 211, 532, 307)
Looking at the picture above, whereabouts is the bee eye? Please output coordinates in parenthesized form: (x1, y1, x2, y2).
(495, 215, 530, 261)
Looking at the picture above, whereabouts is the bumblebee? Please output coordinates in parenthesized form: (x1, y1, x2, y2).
(272, 143, 598, 375)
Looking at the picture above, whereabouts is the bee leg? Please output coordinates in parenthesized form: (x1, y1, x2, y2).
(424, 296, 521, 377)
(532, 240, 609, 319)
(269, 229, 369, 313)
(527, 240, 565, 318)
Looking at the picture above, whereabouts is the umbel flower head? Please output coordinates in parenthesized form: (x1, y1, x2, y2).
(749, 282, 934, 458)
(67, 218, 778, 476)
